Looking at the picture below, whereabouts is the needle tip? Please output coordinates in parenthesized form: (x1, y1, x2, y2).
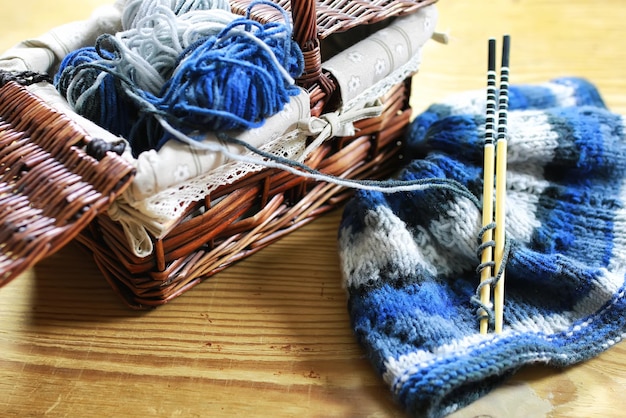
(501, 35, 511, 67)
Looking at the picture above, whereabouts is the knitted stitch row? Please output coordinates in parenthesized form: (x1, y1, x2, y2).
(338, 77, 626, 418)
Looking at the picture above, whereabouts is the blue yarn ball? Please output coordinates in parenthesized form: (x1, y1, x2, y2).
(152, 19, 304, 141)
(55, 46, 137, 139)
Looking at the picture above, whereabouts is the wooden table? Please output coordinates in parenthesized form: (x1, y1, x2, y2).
(2, 1, 626, 417)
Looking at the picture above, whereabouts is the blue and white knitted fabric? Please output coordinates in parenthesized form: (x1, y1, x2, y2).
(338, 77, 626, 418)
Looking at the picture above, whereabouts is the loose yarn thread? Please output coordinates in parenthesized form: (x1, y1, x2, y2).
(55, 0, 304, 155)
(472, 223, 512, 326)
(157, 115, 481, 199)
(0, 69, 52, 86)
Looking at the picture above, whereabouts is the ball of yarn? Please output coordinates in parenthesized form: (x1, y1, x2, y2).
(152, 18, 304, 136)
(54, 46, 137, 138)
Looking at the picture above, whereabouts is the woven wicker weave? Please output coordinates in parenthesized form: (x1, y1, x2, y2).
(0, 0, 436, 307)
(0, 79, 135, 287)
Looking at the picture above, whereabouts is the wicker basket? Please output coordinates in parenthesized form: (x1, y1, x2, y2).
(0, 0, 437, 308)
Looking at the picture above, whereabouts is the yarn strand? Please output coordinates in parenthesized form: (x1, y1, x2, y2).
(156, 115, 483, 201)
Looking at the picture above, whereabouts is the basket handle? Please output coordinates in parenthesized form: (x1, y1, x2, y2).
(290, 0, 323, 88)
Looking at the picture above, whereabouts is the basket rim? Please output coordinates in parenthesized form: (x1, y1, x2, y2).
(230, 0, 438, 40)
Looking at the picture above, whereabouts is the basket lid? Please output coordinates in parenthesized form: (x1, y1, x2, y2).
(0, 79, 136, 288)
(231, 0, 438, 40)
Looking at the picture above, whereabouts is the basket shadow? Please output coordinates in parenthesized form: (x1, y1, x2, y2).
(30, 240, 147, 323)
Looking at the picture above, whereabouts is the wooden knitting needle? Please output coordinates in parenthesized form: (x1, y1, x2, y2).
(493, 34, 511, 334)
(479, 38, 497, 335)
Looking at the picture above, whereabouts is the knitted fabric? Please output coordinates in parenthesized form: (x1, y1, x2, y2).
(338, 77, 626, 418)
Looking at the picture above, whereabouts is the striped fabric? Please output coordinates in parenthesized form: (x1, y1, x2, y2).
(338, 78, 626, 417)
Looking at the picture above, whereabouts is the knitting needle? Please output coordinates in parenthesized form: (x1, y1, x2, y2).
(493, 34, 511, 334)
(479, 38, 497, 335)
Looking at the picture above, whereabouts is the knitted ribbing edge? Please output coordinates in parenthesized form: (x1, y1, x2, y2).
(338, 77, 626, 418)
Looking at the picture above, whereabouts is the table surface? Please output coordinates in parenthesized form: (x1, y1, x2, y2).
(2, 1, 626, 417)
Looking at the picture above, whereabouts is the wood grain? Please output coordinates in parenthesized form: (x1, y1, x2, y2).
(1, 1, 626, 417)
